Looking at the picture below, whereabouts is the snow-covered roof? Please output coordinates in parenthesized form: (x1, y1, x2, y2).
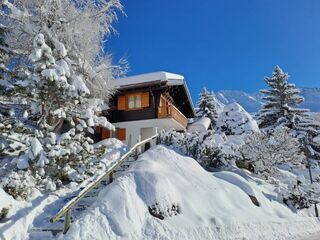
(112, 71, 184, 88)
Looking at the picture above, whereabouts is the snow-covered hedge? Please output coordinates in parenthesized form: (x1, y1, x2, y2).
(159, 130, 226, 169)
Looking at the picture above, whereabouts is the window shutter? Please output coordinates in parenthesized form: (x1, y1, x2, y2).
(118, 96, 126, 110)
(141, 92, 149, 108)
(116, 128, 126, 141)
(101, 128, 110, 139)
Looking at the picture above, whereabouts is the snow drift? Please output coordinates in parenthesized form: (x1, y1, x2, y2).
(63, 146, 320, 240)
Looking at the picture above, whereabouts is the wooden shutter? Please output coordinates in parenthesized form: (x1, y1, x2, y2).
(118, 96, 126, 110)
(101, 128, 110, 139)
(141, 92, 149, 108)
(116, 128, 126, 141)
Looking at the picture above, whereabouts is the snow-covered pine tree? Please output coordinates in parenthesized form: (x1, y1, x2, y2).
(1, 0, 124, 99)
(0, 0, 123, 196)
(257, 66, 307, 129)
(195, 87, 218, 128)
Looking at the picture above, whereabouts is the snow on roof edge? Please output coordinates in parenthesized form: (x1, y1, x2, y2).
(113, 71, 184, 88)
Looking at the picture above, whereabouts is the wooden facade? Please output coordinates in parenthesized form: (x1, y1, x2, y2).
(107, 83, 193, 127)
(99, 79, 194, 142)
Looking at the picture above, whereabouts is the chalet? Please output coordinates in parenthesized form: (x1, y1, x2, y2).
(97, 71, 195, 147)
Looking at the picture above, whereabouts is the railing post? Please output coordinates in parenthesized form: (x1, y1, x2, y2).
(63, 208, 72, 234)
(109, 171, 114, 183)
(135, 147, 138, 160)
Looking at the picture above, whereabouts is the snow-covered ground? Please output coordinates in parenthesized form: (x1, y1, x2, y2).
(60, 145, 320, 240)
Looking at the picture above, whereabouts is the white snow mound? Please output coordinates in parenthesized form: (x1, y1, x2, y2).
(188, 117, 211, 133)
(63, 145, 320, 240)
(216, 102, 260, 135)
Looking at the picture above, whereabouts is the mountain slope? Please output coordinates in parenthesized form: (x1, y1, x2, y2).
(214, 88, 320, 113)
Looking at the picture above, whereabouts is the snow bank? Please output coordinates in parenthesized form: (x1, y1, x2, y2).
(0, 188, 15, 211)
(63, 146, 320, 240)
(216, 102, 260, 135)
(187, 117, 211, 133)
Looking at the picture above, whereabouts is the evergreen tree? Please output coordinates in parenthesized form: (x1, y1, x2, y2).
(257, 66, 307, 129)
(196, 87, 218, 128)
(0, 0, 122, 197)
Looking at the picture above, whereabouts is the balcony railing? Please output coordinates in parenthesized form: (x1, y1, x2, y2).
(158, 104, 188, 128)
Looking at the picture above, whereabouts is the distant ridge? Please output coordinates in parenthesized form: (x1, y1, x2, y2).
(213, 87, 320, 113)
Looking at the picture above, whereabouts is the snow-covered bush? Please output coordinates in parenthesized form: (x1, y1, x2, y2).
(0, 207, 9, 221)
(0, 23, 9, 90)
(295, 113, 320, 161)
(281, 178, 320, 210)
(148, 202, 180, 220)
(215, 103, 260, 135)
(0, 171, 36, 200)
(158, 130, 225, 169)
(239, 128, 306, 176)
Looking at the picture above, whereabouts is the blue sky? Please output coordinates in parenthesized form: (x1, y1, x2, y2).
(108, 0, 320, 100)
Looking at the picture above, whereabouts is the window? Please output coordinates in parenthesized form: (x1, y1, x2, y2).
(118, 92, 149, 111)
(128, 96, 135, 109)
(136, 95, 141, 108)
(128, 94, 142, 109)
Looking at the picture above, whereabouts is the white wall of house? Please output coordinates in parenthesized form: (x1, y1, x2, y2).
(113, 118, 185, 147)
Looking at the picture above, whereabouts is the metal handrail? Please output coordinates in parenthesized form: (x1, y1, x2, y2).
(49, 134, 159, 233)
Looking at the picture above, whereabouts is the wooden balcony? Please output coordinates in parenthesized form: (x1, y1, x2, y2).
(158, 104, 188, 128)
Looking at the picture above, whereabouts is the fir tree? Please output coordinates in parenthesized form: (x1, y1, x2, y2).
(196, 87, 218, 128)
(0, 0, 122, 197)
(257, 66, 307, 129)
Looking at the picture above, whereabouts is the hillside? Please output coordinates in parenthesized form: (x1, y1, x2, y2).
(214, 88, 320, 113)
(63, 146, 320, 240)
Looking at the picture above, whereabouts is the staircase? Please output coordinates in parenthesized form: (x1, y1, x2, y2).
(29, 135, 158, 237)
